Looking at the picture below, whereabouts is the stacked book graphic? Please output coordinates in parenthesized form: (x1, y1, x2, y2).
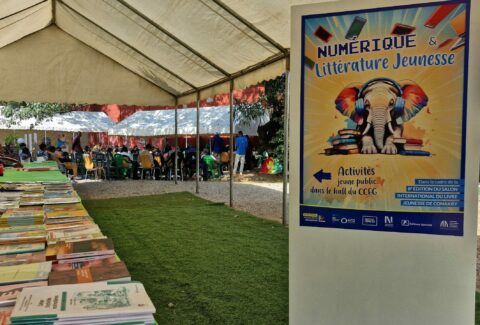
(325, 129, 361, 155)
(393, 138, 431, 156)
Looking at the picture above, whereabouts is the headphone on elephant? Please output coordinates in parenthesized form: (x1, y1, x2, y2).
(355, 78, 405, 115)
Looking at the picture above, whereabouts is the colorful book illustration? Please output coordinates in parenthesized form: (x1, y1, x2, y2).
(331, 138, 358, 146)
(393, 138, 430, 156)
(399, 150, 431, 156)
(0, 243, 45, 256)
(46, 238, 114, 261)
(345, 16, 366, 40)
(48, 261, 130, 286)
(449, 11, 466, 36)
(0, 262, 51, 286)
(0, 251, 46, 267)
(450, 34, 465, 51)
(392, 138, 423, 145)
(304, 56, 315, 70)
(47, 225, 105, 245)
(424, 4, 458, 28)
(11, 282, 156, 324)
(338, 129, 361, 136)
(438, 38, 454, 49)
(391, 23, 416, 35)
(0, 207, 44, 227)
(314, 24, 333, 43)
(325, 129, 361, 155)
(0, 281, 48, 307)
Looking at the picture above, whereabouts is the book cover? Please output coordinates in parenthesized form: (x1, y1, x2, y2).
(392, 138, 423, 145)
(0, 251, 46, 267)
(0, 243, 45, 256)
(11, 282, 156, 321)
(52, 255, 119, 272)
(48, 262, 130, 286)
(0, 281, 48, 307)
(333, 144, 359, 150)
(399, 150, 431, 156)
(0, 262, 51, 286)
(325, 148, 360, 155)
(46, 239, 114, 260)
(0, 230, 46, 245)
(338, 129, 361, 136)
(331, 138, 358, 146)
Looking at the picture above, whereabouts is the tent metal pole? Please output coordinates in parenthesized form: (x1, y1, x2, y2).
(195, 92, 200, 194)
(174, 99, 178, 184)
(229, 80, 234, 208)
(282, 61, 290, 226)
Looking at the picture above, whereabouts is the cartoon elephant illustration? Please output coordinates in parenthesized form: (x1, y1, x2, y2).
(335, 78, 428, 154)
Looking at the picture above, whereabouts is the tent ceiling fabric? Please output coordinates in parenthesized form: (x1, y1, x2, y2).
(0, 0, 321, 104)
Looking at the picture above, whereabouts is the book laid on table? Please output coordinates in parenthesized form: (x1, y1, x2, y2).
(325, 148, 360, 155)
(338, 128, 361, 136)
(44, 219, 95, 231)
(46, 238, 114, 261)
(0, 251, 46, 267)
(44, 203, 89, 219)
(0, 243, 45, 256)
(0, 262, 51, 286)
(10, 282, 156, 325)
(392, 138, 423, 145)
(52, 255, 119, 272)
(0, 230, 46, 245)
(0, 281, 48, 307)
(47, 225, 105, 245)
(49, 261, 130, 285)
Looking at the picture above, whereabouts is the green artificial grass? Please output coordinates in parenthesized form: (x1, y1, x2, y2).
(83, 192, 288, 324)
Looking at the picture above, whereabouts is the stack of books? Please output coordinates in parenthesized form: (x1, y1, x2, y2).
(10, 282, 156, 325)
(44, 203, 92, 226)
(0, 174, 156, 323)
(325, 129, 361, 155)
(0, 207, 45, 227)
(393, 138, 431, 156)
(44, 190, 81, 205)
(47, 224, 105, 245)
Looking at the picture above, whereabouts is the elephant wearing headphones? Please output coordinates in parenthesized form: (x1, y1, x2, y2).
(335, 78, 428, 154)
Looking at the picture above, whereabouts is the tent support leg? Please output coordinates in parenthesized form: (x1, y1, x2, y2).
(229, 80, 234, 208)
(282, 64, 290, 226)
(175, 98, 178, 185)
(196, 92, 200, 194)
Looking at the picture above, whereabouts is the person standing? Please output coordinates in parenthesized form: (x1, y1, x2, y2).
(72, 132, 83, 154)
(211, 132, 224, 158)
(233, 131, 248, 175)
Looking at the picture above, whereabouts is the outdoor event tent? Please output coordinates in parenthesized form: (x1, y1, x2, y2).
(0, 0, 319, 105)
(0, 111, 114, 132)
(107, 110, 176, 137)
(108, 106, 270, 137)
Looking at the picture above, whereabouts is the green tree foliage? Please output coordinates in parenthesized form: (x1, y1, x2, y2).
(0, 101, 79, 128)
(233, 75, 287, 165)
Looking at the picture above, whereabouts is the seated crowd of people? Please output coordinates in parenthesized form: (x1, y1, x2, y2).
(0, 131, 259, 180)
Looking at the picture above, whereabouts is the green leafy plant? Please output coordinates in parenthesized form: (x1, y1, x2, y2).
(0, 101, 80, 128)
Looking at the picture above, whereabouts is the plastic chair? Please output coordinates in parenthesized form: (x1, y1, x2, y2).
(139, 154, 154, 180)
(83, 155, 101, 180)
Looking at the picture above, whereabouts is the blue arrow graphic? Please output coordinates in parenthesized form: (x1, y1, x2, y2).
(314, 169, 332, 182)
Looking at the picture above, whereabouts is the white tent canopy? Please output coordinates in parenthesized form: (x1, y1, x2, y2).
(0, 0, 321, 105)
(0, 110, 114, 133)
(108, 106, 269, 136)
(107, 110, 176, 137)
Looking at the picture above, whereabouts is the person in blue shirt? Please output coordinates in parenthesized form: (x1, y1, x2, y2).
(234, 131, 248, 175)
(211, 132, 224, 158)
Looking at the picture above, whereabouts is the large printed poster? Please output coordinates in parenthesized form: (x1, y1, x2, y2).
(300, 0, 470, 236)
